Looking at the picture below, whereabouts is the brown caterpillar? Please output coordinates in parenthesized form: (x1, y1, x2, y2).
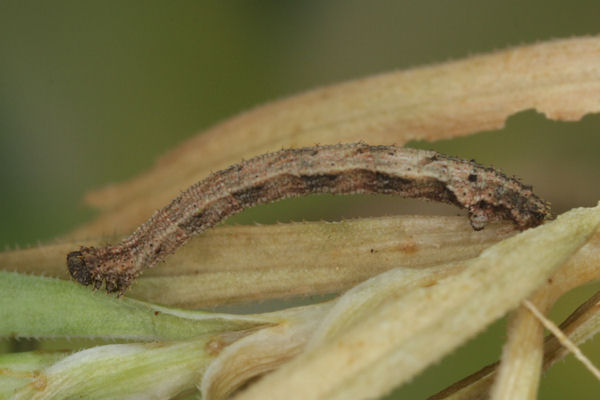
(67, 143, 551, 294)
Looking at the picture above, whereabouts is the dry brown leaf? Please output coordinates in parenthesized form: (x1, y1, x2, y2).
(73, 36, 600, 238)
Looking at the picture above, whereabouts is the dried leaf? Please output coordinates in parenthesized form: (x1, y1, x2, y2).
(1, 216, 513, 307)
(74, 36, 600, 237)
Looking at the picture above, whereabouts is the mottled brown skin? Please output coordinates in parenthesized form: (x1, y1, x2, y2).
(67, 143, 551, 295)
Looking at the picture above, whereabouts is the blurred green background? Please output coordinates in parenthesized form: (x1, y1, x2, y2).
(1, 1, 599, 398)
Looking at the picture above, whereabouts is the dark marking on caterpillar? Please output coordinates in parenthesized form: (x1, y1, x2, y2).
(67, 143, 551, 294)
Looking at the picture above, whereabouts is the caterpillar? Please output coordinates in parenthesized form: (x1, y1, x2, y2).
(67, 143, 551, 294)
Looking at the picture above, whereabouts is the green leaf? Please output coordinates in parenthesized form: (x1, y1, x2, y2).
(0, 271, 272, 340)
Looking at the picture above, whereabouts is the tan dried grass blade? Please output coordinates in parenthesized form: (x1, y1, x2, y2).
(74, 36, 600, 237)
(1, 216, 513, 307)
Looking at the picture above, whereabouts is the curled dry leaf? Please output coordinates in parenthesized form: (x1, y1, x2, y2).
(233, 205, 600, 400)
(73, 36, 600, 238)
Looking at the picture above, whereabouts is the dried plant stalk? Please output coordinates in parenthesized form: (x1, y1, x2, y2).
(490, 295, 547, 400)
(74, 36, 600, 238)
(429, 292, 600, 400)
(543, 291, 600, 370)
(522, 299, 600, 380)
(430, 232, 600, 400)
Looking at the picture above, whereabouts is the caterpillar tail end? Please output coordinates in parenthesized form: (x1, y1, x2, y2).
(66, 247, 134, 295)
